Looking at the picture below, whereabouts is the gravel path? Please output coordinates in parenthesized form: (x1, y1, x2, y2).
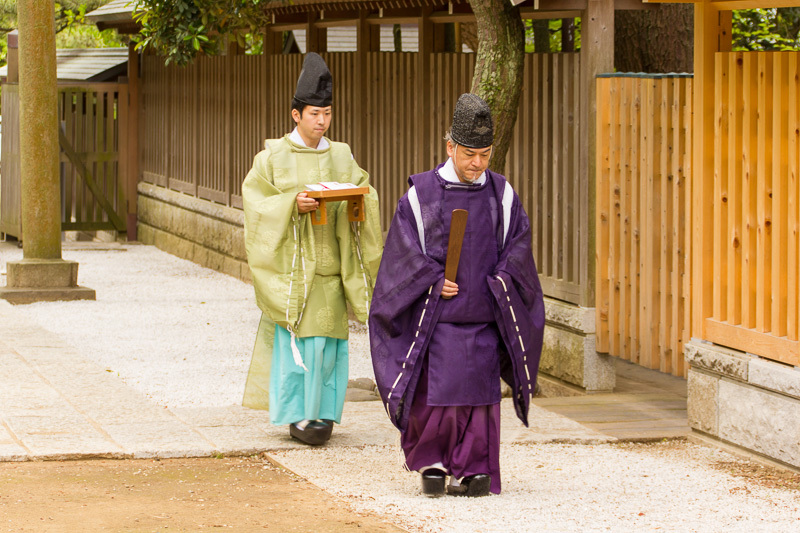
(271, 441, 800, 533)
(3, 242, 799, 532)
(0, 242, 375, 408)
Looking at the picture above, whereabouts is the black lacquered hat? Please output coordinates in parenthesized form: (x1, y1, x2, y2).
(294, 52, 332, 107)
(450, 93, 493, 148)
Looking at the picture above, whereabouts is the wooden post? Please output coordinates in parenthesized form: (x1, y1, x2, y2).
(6, 30, 18, 83)
(17, 0, 60, 259)
(1, 0, 95, 303)
(306, 12, 327, 53)
(692, 2, 721, 339)
(418, 7, 434, 172)
(263, 29, 282, 55)
(718, 10, 733, 53)
(126, 43, 140, 240)
(584, 0, 614, 308)
(356, 10, 376, 162)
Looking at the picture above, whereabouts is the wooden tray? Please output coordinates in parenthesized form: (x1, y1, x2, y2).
(305, 186, 369, 225)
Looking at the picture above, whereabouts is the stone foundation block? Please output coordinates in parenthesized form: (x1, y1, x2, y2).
(685, 342, 750, 381)
(6, 259, 78, 288)
(748, 359, 800, 400)
(718, 379, 800, 467)
(685, 340, 800, 469)
(539, 297, 615, 392)
(687, 369, 718, 435)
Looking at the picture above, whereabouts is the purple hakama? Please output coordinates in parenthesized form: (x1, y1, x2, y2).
(401, 363, 502, 494)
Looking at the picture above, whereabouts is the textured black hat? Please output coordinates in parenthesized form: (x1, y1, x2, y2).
(294, 52, 332, 107)
(450, 93, 493, 148)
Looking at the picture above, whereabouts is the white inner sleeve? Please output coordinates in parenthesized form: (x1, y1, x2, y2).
(408, 186, 426, 254)
(502, 181, 513, 246)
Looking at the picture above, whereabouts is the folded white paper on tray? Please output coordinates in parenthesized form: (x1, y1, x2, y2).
(305, 182, 359, 191)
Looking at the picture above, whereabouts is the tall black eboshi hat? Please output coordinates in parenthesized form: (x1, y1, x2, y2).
(294, 52, 332, 107)
(450, 93, 494, 148)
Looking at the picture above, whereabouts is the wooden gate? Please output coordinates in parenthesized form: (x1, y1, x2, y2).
(596, 74, 694, 377)
(0, 83, 129, 239)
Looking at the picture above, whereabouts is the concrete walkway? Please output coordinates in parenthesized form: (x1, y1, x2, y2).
(0, 298, 632, 462)
(0, 236, 690, 462)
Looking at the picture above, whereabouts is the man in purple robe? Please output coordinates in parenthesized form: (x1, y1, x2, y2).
(369, 94, 545, 498)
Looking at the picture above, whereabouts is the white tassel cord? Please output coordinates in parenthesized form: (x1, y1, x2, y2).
(289, 328, 309, 372)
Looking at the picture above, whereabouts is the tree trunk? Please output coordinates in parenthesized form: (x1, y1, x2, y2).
(468, 0, 524, 173)
(532, 19, 549, 53)
(615, 5, 693, 73)
(561, 18, 575, 52)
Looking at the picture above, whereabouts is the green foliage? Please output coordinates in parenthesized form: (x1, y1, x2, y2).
(522, 18, 581, 53)
(0, 1, 125, 69)
(133, 0, 270, 66)
(733, 8, 800, 51)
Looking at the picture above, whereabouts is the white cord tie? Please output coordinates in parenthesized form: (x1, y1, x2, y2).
(289, 328, 309, 372)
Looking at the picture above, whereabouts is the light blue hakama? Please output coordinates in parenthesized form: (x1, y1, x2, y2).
(269, 325, 349, 426)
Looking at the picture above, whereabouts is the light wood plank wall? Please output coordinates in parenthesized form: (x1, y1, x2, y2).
(704, 51, 800, 367)
(139, 51, 586, 305)
(596, 75, 693, 377)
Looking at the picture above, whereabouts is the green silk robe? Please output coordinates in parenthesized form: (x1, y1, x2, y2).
(241, 135, 382, 410)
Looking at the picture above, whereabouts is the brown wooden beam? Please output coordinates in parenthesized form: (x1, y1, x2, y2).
(692, 1, 722, 339)
(418, 7, 433, 172)
(315, 18, 360, 28)
(583, 0, 614, 308)
(268, 23, 306, 32)
(518, 8, 581, 19)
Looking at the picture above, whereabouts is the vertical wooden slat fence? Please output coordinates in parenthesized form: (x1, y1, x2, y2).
(596, 74, 693, 377)
(510, 53, 583, 304)
(0, 85, 21, 238)
(58, 84, 128, 232)
(138, 50, 586, 305)
(704, 51, 800, 367)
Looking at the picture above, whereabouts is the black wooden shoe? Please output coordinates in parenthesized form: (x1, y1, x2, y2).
(446, 474, 491, 497)
(421, 469, 446, 497)
(319, 420, 334, 441)
(289, 421, 328, 446)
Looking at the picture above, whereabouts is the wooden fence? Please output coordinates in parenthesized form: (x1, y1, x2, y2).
(139, 51, 586, 305)
(0, 85, 21, 238)
(0, 83, 128, 238)
(596, 74, 693, 377)
(705, 51, 800, 367)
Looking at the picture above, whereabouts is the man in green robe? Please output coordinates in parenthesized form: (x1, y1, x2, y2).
(241, 53, 382, 445)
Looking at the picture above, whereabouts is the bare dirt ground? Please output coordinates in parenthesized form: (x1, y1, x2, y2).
(0, 456, 404, 532)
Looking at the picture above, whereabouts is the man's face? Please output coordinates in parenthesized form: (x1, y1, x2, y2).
(446, 141, 492, 183)
(292, 105, 332, 146)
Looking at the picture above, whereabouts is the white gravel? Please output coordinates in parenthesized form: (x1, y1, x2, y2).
(271, 441, 800, 533)
(3, 242, 799, 532)
(0, 242, 375, 408)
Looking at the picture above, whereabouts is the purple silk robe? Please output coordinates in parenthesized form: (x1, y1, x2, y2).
(369, 164, 545, 432)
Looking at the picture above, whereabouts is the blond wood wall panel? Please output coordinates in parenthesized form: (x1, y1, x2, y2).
(596, 75, 692, 377)
(707, 51, 800, 367)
